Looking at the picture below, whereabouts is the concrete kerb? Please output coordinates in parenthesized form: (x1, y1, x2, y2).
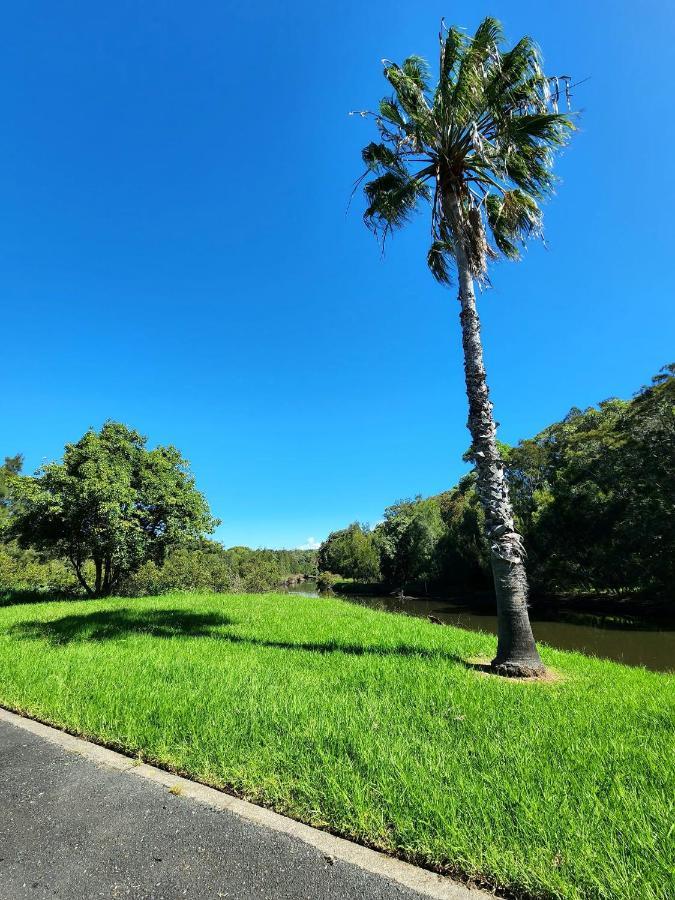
(0, 705, 494, 900)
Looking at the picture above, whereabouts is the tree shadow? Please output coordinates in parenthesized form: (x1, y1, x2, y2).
(9, 608, 236, 645)
(213, 631, 465, 663)
(0, 590, 81, 609)
(8, 606, 468, 664)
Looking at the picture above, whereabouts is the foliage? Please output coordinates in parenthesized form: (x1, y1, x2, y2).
(377, 497, 445, 589)
(0, 538, 318, 601)
(6, 422, 217, 597)
(0, 454, 23, 530)
(357, 17, 574, 283)
(316, 571, 340, 591)
(436, 475, 491, 589)
(0, 542, 77, 600)
(318, 523, 381, 582)
(122, 543, 317, 596)
(320, 366, 674, 601)
(508, 365, 675, 596)
(0, 593, 671, 900)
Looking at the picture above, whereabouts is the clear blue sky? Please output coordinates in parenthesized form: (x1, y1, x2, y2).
(2, 1, 673, 549)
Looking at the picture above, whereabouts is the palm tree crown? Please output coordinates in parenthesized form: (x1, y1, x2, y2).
(356, 17, 575, 283)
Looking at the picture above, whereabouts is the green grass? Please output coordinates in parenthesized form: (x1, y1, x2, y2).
(0, 593, 672, 899)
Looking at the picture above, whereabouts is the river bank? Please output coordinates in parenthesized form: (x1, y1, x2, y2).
(283, 581, 675, 672)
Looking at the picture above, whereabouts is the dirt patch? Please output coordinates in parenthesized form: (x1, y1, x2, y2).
(465, 657, 564, 684)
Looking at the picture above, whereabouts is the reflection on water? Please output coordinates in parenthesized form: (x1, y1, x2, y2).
(282, 583, 674, 672)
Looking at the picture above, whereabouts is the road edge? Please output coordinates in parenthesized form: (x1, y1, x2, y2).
(0, 705, 492, 900)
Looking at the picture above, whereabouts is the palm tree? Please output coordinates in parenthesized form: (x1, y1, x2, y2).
(356, 17, 575, 676)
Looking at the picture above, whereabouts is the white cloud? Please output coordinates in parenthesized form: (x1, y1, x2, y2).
(299, 536, 321, 550)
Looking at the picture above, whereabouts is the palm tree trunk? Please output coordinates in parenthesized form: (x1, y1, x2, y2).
(446, 192, 544, 677)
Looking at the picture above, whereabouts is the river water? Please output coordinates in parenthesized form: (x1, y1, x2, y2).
(283, 584, 674, 673)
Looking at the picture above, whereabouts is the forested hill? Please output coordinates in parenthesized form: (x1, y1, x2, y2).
(319, 365, 674, 602)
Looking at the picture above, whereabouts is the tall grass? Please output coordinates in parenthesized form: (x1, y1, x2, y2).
(0, 593, 672, 900)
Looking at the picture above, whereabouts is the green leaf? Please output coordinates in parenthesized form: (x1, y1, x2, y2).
(361, 142, 401, 174)
(363, 173, 430, 234)
(427, 240, 454, 284)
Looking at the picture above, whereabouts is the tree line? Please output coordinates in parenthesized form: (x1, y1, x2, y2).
(3, 366, 672, 605)
(319, 365, 674, 604)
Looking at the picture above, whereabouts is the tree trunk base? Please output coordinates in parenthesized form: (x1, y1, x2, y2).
(490, 658, 546, 678)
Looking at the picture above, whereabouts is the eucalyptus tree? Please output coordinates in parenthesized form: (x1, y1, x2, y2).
(356, 17, 575, 675)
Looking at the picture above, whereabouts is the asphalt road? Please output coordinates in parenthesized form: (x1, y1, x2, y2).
(0, 717, 450, 900)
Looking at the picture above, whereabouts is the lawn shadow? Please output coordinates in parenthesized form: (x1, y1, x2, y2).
(214, 631, 467, 663)
(0, 590, 81, 609)
(9, 608, 237, 645)
(8, 607, 470, 665)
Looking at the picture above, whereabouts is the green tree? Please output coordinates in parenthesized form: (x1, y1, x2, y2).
(319, 523, 381, 582)
(7, 423, 217, 597)
(615, 365, 675, 593)
(0, 454, 23, 530)
(508, 365, 675, 597)
(357, 17, 574, 675)
(436, 475, 490, 589)
(377, 497, 445, 591)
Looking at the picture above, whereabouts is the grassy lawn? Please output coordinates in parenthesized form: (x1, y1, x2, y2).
(0, 593, 672, 899)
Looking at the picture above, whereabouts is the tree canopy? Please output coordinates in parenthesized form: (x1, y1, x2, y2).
(0, 454, 23, 529)
(6, 422, 217, 597)
(356, 16, 574, 283)
(509, 364, 675, 596)
(319, 366, 674, 603)
(318, 523, 381, 583)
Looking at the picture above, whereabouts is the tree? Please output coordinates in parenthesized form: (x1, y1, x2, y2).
(318, 523, 381, 582)
(377, 498, 444, 590)
(614, 365, 675, 593)
(0, 454, 23, 530)
(436, 475, 491, 590)
(357, 17, 574, 675)
(7, 422, 217, 597)
(507, 365, 674, 598)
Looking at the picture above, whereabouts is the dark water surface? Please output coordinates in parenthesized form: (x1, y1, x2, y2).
(283, 584, 674, 672)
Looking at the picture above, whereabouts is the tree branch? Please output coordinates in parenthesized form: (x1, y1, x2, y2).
(68, 554, 93, 598)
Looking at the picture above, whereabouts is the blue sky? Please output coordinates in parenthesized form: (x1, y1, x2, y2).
(2, 1, 673, 549)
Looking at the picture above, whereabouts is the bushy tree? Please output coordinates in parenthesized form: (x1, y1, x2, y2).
(318, 523, 381, 582)
(436, 475, 491, 589)
(508, 365, 674, 597)
(7, 422, 217, 597)
(0, 454, 23, 530)
(377, 497, 445, 591)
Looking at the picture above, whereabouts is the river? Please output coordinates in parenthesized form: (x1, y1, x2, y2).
(283, 583, 674, 672)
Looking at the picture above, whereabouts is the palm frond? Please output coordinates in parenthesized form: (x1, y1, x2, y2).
(356, 16, 576, 276)
(439, 25, 465, 83)
(503, 112, 573, 146)
(361, 142, 404, 175)
(452, 17, 504, 124)
(402, 55, 432, 95)
(488, 36, 542, 100)
(434, 25, 465, 116)
(384, 63, 431, 130)
(473, 16, 505, 53)
(379, 97, 405, 128)
(363, 173, 431, 236)
(486, 190, 542, 259)
(427, 240, 454, 285)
